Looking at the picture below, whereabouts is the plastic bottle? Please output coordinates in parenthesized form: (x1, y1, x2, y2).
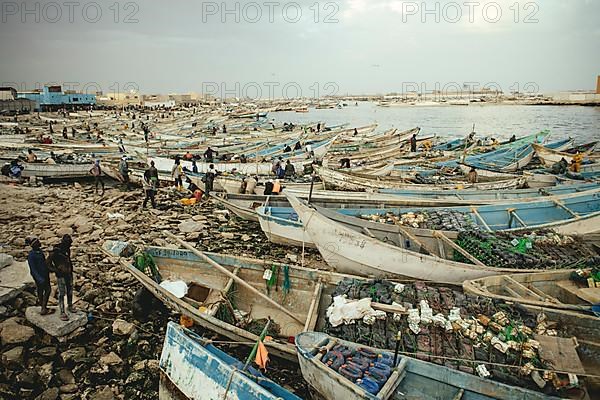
(370, 362, 391, 378)
(357, 347, 378, 359)
(339, 364, 363, 382)
(357, 377, 380, 395)
(364, 370, 387, 388)
(376, 353, 394, 367)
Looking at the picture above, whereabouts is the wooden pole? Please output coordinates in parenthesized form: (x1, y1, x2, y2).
(163, 231, 305, 324)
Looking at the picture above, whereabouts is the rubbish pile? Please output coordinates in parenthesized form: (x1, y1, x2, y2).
(323, 279, 580, 394)
(455, 230, 600, 269)
(361, 210, 478, 231)
(320, 343, 394, 395)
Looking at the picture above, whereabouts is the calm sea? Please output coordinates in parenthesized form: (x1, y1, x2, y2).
(270, 103, 600, 143)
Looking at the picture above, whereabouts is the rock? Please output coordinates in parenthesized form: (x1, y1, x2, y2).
(38, 362, 54, 385)
(25, 307, 87, 338)
(38, 346, 57, 358)
(0, 253, 14, 268)
(2, 346, 24, 366)
(61, 347, 86, 364)
(0, 321, 35, 345)
(90, 386, 115, 400)
(57, 369, 75, 384)
(112, 319, 135, 336)
(17, 369, 39, 388)
(59, 384, 78, 394)
(220, 232, 235, 239)
(36, 387, 59, 400)
(286, 253, 298, 263)
(56, 227, 74, 236)
(241, 234, 251, 242)
(178, 219, 205, 233)
(100, 352, 123, 366)
(0, 260, 35, 304)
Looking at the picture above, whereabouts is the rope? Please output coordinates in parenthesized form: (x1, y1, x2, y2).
(222, 367, 238, 400)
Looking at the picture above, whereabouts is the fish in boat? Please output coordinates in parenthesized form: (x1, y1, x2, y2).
(533, 143, 594, 167)
(296, 331, 564, 400)
(160, 322, 302, 400)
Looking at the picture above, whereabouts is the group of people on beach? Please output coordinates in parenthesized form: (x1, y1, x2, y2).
(26, 234, 76, 321)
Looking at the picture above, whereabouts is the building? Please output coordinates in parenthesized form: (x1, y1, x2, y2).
(0, 87, 38, 114)
(17, 85, 96, 111)
(96, 91, 142, 107)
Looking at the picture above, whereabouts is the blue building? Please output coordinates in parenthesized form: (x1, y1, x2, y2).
(18, 85, 96, 111)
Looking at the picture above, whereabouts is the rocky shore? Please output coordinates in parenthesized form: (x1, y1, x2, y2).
(0, 181, 319, 399)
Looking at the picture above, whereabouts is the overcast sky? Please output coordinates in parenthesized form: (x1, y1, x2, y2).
(0, 0, 598, 97)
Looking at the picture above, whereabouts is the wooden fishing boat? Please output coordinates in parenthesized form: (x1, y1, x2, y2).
(214, 175, 325, 195)
(21, 162, 91, 179)
(315, 165, 527, 191)
(533, 143, 593, 167)
(285, 193, 600, 282)
(296, 332, 561, 400)
(463, 270, 600, 314)
(100, 240, 348, 361)
(160, 322, 302, 400)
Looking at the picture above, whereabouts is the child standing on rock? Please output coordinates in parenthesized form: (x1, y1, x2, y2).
(47, 234, 76, 321)
(26, 237, 53, 315)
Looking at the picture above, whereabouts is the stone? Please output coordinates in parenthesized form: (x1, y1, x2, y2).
(0, 260, 34, 304)
(36, 387, 59, 400)
(100, 352, 123, 366)
(286, 253, 298, 263)
(57, 369, 75, 384)
(38, 362, 54, 385)
(0, 321, 35, 345)
(56, 227, 74, 236)
(59, 384, 78, 394)
(90, 386, 115, 400)
(220, 232, 235, 239)
(178, 219, 205, 233)
(112, 319, 135, 336)
(0, 253, 14, 268)
(61, 347, 87, 364)
(25, 307, 87, 338)
(2, 346, 24, 366)
(38, 346, 57, 358)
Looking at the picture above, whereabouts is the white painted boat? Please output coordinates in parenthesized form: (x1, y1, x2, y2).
(21, 162, 91, 178)
(533, 143, 594, 167)
(286, 195, 504, 282)
(257, 200, 315, 248)
(315, 165, 526, 191)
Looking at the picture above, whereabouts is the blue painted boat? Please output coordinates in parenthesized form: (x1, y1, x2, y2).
(296, 332, 560, 400)
(160, 322, 302, 400)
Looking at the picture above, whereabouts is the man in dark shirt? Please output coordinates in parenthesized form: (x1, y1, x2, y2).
(26, 237, 52, 315)
(47, 234, 75, 321)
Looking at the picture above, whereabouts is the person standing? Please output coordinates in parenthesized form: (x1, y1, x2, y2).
(90, 160, 104, 195)
(245, 175, 258, 194)
(26, 149, 37, 163)
(172, 158, 183, 189)
(467, 167, 478, 184)
(410, 134, 417, 152)
(284, 160, 295, 177)
(204, 163, 217, 198)
(118, 156, 131, 190)
(26, 237, 52, 315)
(143, 160, 159, 208)
(47, 235, 75, 321)
(191, 159, 198, 174)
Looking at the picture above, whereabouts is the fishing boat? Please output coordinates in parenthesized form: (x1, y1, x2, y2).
(463, 269, 600, 314)
(100, 240, 347, 361)
(315, 166, 527, 191)
(533, 143, 594, 167)
(21, 162, 91, 179)
(285, 193, 600, 282)
(461, 138, 573, 173)
(296, 331, 561, 400)
(214, 175, 325, 195)
(160, 322, 302, 400)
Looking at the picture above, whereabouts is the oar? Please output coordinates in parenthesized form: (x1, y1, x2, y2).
(163, 231, 304, 325)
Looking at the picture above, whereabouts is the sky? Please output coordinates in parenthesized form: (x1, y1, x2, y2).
(0, 0, 598, 98)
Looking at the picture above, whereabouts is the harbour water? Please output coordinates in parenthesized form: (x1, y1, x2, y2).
(272, 103, 600, 142)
